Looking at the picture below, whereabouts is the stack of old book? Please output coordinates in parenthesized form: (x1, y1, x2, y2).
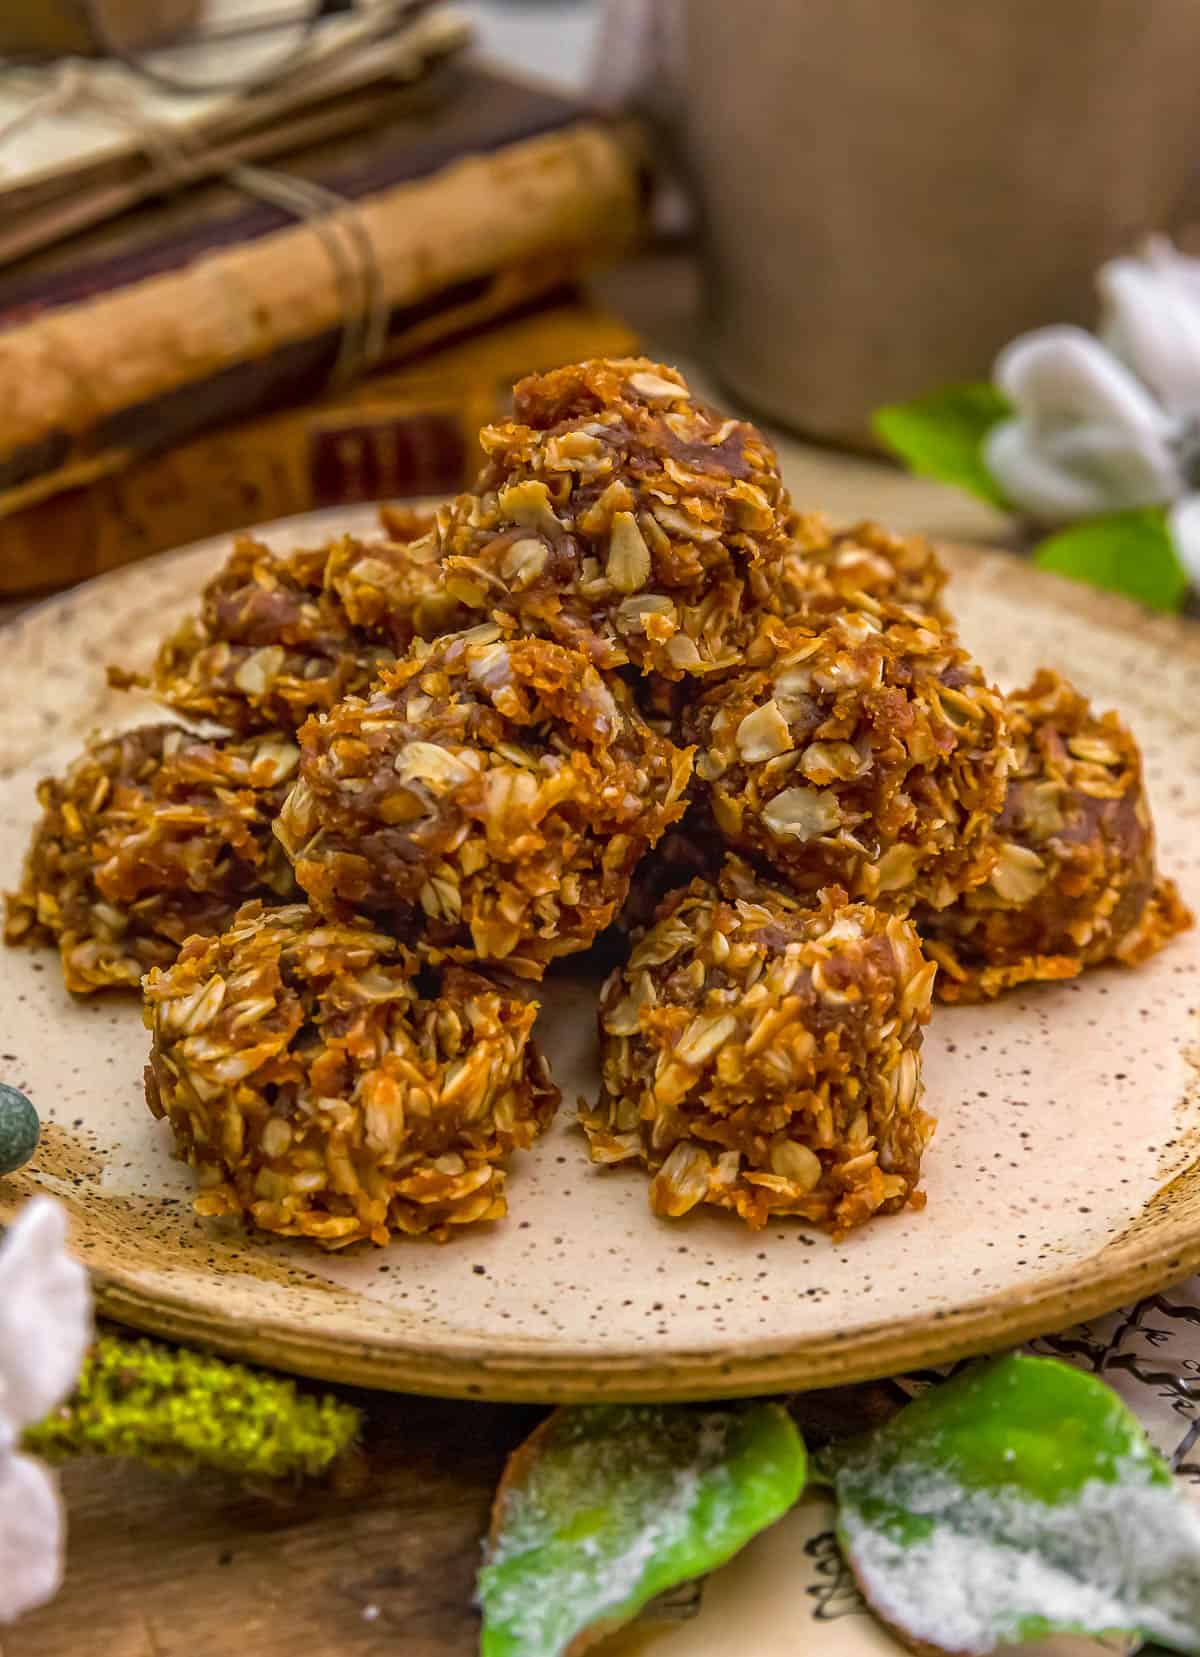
(0, 8, 645, 595)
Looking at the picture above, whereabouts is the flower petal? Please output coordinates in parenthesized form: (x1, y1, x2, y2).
(984, 418, 1177, 524)
(1100, 240, 1200, 415)
(0, 1451, 64, 1624)
(0, 1199, 91, 1431)
(1046, 421, 1179, 503)
(1145, 233, 1200, 310)
(994, 326, 1168, 436)
(1169, 495, 1200, 588)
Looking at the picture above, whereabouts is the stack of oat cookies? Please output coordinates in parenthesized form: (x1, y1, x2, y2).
(5, 360, 1189, 1247)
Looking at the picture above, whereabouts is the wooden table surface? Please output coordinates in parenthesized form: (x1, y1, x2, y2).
(7, 1394, 540, 1657)
(2, 261, 1022, 1656)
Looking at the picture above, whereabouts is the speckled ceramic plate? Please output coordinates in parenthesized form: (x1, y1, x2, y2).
(3, 507, 1200, 1402)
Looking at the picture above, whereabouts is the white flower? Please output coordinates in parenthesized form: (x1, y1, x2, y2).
(985, 326, 1181, 522)
(0, 1198, 91, 1624)
(983, 236, 1200, 584)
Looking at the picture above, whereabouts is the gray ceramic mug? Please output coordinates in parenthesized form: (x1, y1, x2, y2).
(681, 0, 1200, 446)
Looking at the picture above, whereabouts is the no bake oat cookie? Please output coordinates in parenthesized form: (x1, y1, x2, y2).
(583, 862, 936, 1235)
(918, 669, 1192, 1000)
(758, 514, 953, 628)
(682, 606, 1010, 912)
(434, 357, 792, 677)
(276, 626, 694, 977)
(143, 901, 560, 1245)
(111, 514, 463, 734)
(5, 724, 298, 993)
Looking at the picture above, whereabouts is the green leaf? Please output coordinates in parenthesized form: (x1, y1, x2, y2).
(478, 1402, 806, 1657)
(873, 384, 1012, 507)
(824, 1353, 1200, 1655)
(1033, 507, 1188, 612)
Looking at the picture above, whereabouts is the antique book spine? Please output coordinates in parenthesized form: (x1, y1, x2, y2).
(0, 300, 638, 596)
(0, 119, 645, 499)
(0, 67, 585, 309)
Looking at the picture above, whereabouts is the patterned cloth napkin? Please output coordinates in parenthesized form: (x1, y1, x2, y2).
(605, 1279, 1200, 1655)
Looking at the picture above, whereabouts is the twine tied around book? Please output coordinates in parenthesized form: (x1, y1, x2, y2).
(0, 60, 390, 386)
(223, 163, 389, 386)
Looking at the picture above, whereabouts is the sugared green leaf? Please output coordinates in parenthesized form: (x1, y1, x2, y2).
(1033, 506, 1188, 612)
(873, 384, 1012, 507)
(478, 1402, 806, 1657)
(823, 1353, 1200, 1654)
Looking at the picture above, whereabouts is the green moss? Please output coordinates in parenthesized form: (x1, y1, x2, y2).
(23, 1333, 361, 1482)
